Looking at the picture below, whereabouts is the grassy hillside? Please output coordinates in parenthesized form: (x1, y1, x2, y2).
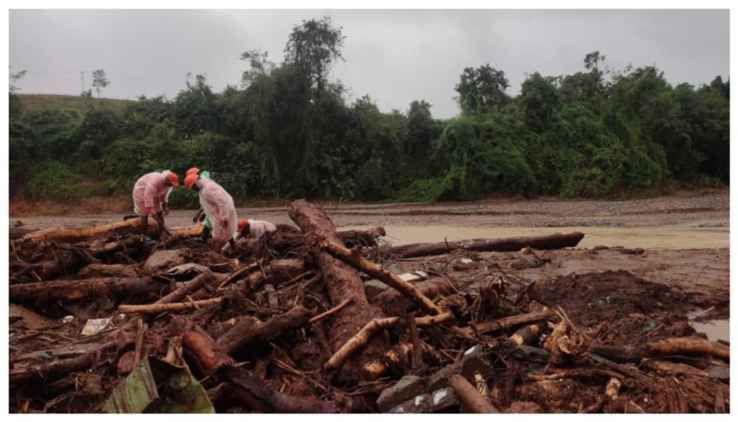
(17, 94, 134, 115)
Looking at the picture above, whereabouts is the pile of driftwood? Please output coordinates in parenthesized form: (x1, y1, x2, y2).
(9, 200, 729, 413)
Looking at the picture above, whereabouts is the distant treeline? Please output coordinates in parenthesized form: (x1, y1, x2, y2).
(9, 17, 729, 206)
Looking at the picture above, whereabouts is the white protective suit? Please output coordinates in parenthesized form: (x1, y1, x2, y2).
(132, 171, 173, 216)
(246, 219, 277, 239)
(196, 178, 238, 242)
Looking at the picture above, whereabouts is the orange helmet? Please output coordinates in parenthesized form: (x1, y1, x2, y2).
(184, 172, 199, 189)
(163, 170, 179, 187)
(238, 218, 250, 234)
(186, 167, 200, 176)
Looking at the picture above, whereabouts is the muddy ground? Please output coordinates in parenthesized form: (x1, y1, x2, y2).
(12, 188, 729, 229)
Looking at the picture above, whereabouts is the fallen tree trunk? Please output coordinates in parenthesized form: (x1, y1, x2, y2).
(591, 337, 730, 363)
(21, 218, 156, 244)
(448, 374, 498, 413)
(645, 337, 729, 361)
(21, 219, 202, 245)
(321, 240, 443, 315)
(389, 232, 585, 258)
(288, 199, 389, 379)
(217, 305, 312, 354)
(10, 276, 160, 303)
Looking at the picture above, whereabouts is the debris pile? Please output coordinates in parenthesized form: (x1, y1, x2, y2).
(9, 200, 729, 413)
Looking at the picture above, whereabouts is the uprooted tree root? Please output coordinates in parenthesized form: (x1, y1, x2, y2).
(9, 200, 729, 413)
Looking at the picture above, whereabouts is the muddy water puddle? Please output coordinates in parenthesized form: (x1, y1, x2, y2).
(342, 223, 728, 249)
(689, 319, 730, 343)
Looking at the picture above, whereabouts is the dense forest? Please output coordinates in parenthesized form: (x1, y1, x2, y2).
(9, 17, 730, 207)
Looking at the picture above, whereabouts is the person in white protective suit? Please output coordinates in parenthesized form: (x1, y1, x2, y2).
(237, 218, 277, 240)
(184, 167, 238, 251)
(129, 170, 179, 235)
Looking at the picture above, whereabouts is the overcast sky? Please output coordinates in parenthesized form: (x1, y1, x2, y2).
(9, 9, 729, 118)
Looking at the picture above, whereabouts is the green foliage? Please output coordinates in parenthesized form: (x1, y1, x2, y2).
(16, 94, 133, 115)
(26, 161, 105, 201)
(455, 64, 510, 115)
(9, 29, 729, 205)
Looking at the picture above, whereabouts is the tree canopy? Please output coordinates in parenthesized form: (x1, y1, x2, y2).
(9, 18, 730, 205)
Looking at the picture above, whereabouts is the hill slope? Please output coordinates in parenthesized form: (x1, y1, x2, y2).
(17, 94, 134, 115)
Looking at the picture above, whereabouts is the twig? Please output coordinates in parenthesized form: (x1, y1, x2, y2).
(118, 297, 223, 314)
(309, 298, 353, 324)
(217, 261, 261, 289)
(324, 312, 454, 371)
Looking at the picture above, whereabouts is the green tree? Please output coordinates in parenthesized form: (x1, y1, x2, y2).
(455, 64, 510, 115)
(284, 16, 345, 92)
(406, 100, 434, 157)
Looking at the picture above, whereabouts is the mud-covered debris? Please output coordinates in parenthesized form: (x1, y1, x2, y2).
(103, 357, 214, 413)
(10, 304, 54, 330)
(377, 375, 425, 411)
(144, 249, 190, 273)
(8, 200, 730, 413)
(81, 318, 112, 336)
(389, 387, 458, 413)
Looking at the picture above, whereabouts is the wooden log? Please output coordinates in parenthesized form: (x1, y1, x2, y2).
(21, 218, 156, 244)
(389, 232, 585, 258)
(155, 270, 214, 305)
(448, 374, 498, 413)
(118, 297, 223, 314)
(324, 312, 454, 371)
(21, 219, 201, 245)
(509, 323, 543, 346)
(645, 337, 729, 361)
(288, 199, 388, 377)
(592, 337, 730, 363)
(459, 309, 554, 337)
(10, 276, 160, 303)
(182, 328, 234, 374)
(217, 305, 313, 354)
(321, 240, 443, 315)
